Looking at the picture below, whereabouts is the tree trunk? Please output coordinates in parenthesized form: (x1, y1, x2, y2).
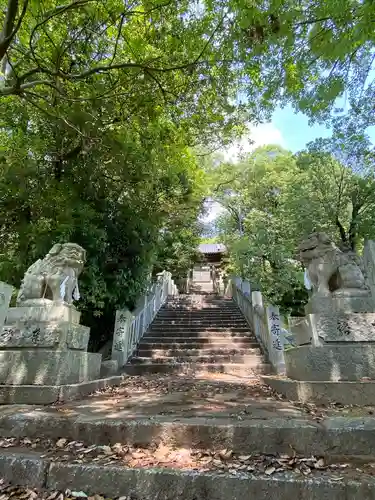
(335, 216, 348, 246)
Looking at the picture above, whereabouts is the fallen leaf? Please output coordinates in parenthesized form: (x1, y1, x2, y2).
(101, 446, 113, 455)
(265, 466, 276, 475)
(56, 438, 67, 448)
(46, 492, 60, 500)
(219, 449, 233, 460)
(71, 491, 88, 498)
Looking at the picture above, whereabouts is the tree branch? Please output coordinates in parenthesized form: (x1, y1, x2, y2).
(0, 0, 29, 60)
(335, 215, 348, 245)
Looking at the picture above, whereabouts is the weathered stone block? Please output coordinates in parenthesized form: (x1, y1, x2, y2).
(305, 293, 374, 314)
(100, 359, 118, 377)
(262, 375, 375, 405)
(0, 452, 47, 487)
(289, 316, 313, 345)
(0, 376, 122, 404)
(59, 375, 123, 401)
(0, 350, 101, 385)
(0, 385, 60, 404)
(0, 322, 90, 350)
(285, 344, 375, 381)
(0, 281, 13, 327)
(6, 303, 81, 324)
(311, 312, 375, 342)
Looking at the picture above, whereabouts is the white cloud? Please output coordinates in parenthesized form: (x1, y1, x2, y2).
(222, 122, 285, 163)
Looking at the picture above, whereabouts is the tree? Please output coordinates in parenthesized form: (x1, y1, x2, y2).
(207, 138, 375, 312)
(298, 121, 375, 250)
(207, 146, 307, 310)
(3, 0, 375, 127)
(0, 82, 206, 349)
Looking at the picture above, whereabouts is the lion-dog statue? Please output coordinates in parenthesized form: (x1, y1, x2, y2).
(17, 243, 86, 305)
(299, 232, 369, 297)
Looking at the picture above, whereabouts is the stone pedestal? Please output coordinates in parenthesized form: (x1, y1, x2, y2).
(305, 292, 374, 314)
(0, 300, 121, 403)
(265, 235, 375, 404)
(285, 344, 375, 381)
(0, 350, 101, 385)
(286, 312, 375, 381)
(266, 311, 375, 403)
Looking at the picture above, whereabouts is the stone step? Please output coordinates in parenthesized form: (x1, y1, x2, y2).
(136, 347, 262, 357)
(158, 308, 243, 312)
(157, 311, 244, 317)
(130, 354, 266, 364)
(138, 338, 260, 346)
(122, 362, 271, 376)
(152, 318, 248, 324)
(146, 331, 254, 339)
(1, 450, 373, 500)
(159, 304, 241, 309)
(2, 411, 375, 458)
(149, 326, 251, 333)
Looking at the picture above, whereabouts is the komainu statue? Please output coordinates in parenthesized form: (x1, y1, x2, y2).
(17, 243, 86, 306)
(299, 232, 369, 297)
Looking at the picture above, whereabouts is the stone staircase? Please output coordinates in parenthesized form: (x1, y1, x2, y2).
(123, 294, 271, 377)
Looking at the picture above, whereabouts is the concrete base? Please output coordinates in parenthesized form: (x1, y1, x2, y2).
(262, 375, 375, 405)
(0, 376, 124, 404)
(285, 344, 375, 381)
(0, 350, 101, 385)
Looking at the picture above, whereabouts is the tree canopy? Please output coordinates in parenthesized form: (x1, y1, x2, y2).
(208, 136, 375, 313)
(2, 0, 375, 337)
(2, 0, 375, 124)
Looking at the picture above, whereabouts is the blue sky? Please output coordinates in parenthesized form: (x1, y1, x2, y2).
(222, 105, 338, 160)
(272, 104, 375, 153)
(272, 105, 331, 152)
(209, 104, 375, 221)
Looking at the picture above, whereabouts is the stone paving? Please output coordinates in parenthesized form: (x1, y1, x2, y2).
(2, 373, 375, 499)
(0, 372, 373, 424)
(0, 373, 317, 421)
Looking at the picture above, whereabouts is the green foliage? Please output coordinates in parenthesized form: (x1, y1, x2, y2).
(2, 0, 375, 338)
(3, 0, 375, 126)
(0, 78, 206, 349)
(208, 135, 375, 313)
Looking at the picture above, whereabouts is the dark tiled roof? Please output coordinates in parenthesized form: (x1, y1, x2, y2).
(198, 243, 227, 254)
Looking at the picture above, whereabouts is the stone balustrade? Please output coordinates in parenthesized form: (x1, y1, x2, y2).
(111, 270, 179, 366)
(231, 277, 286, 374)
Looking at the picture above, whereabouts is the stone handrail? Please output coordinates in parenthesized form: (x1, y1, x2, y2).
(111, 271, 178, 366)
(231, 277, 285, 374)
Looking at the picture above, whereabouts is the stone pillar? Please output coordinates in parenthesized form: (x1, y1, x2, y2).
(265, 305, 286, 374)
(364, 240, 375, 309)
(241, 280, 251, 297)
(0, 282, 13, 330)
(251, 291, 264, 347)
(111, 309, 133, 367)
